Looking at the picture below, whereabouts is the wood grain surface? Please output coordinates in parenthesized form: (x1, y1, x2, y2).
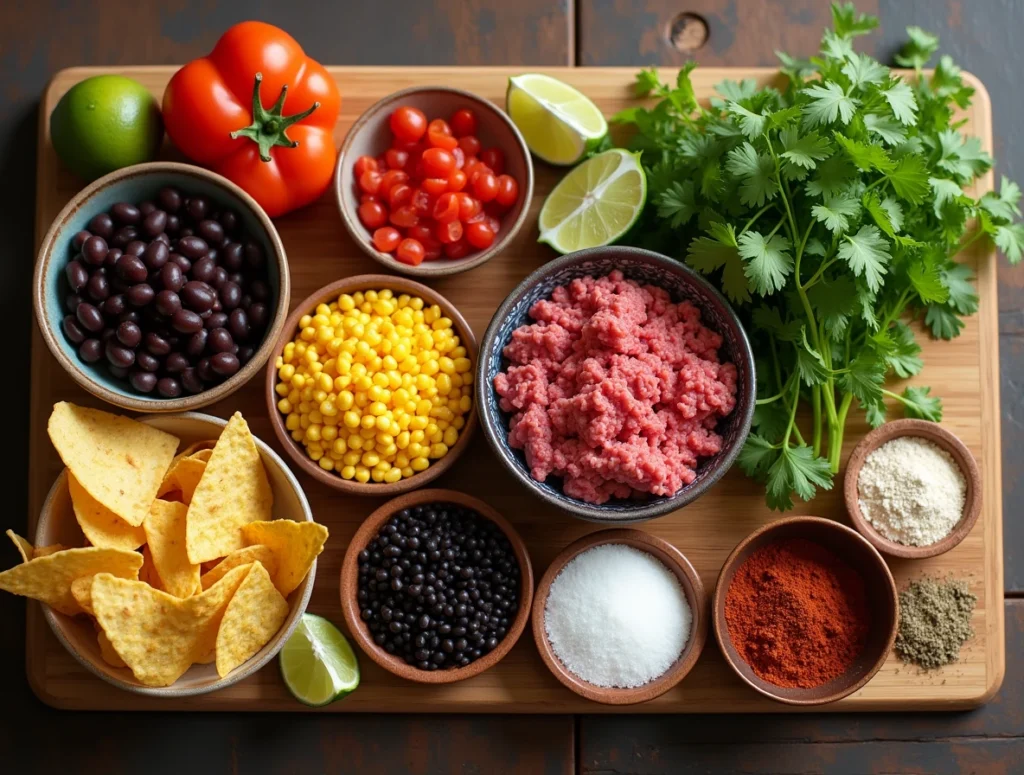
(26, 65, 1003, 713)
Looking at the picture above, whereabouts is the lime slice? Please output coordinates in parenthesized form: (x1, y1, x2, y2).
(280, 613, 360, 707)
(506, 73, 608, 165)
(538, 149, 647, 254)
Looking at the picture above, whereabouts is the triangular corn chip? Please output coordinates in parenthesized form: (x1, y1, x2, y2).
(68, 474, 146, 551)
(157, 456, 207, 505)
(241, 520, 328, 597)
(200, 545, 277, 590)
(144, 500, 199, 598)
(215, 561, 289, 678)
(96, 623, 126, 668)
(70, 575, 96, 615)
(34, 544, 67, 558)
(0, 547, 142, 615)
(6, 530, 33, 563)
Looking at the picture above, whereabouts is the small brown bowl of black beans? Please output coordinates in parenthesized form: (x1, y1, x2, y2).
(33, 161, 289, 412)
(340, 489, 533, 683)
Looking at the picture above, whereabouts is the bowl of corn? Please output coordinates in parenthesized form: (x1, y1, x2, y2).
(264, 275, 478, 495)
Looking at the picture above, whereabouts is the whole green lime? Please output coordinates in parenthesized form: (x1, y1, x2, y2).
(50, 75, 163, 181)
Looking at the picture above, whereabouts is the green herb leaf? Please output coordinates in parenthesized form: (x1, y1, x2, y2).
(885, 322, 924, 377)
(779, 128, 832, 170)
(908, 258, 950, 304)
(881, 79, 919, 126)
(765, 445, 833, 511)
(808, 275, 859, 340)
(634, 68, 664, 97)
(931, 55, 974, 108)
(738, 434, 778, 478)
(979, 176, 1022, 223)
(728, 103, 767, 140)
(842, 53, 889, 87)
(802, 82, 859, 128)
(831, 1, 879, 38)
(796, 332, 830, 386)
(812, 193, 860, 234)
(655, 180, 697, 228)
(865, 401, 887, 428)
(776, 51, 815, 83)
(738, 231, 794, 295)
(894, 26, 939, 69)
(834, 133, 895, 173)
(753, 399, 791, 441)
(752, 306, 801, 342)
(714, 78, 759, 105)
(726, 142, 779, 207)
(838, 225, 889, 291)
(806, 156, 857, 198)
(886, 155, 931, 203)
(686, 223, 752, 304)
(863, 113, 907, 146)
(994, 223, 1024, 264)
(925, 304, 965, 339)
(942, 263, 978, 315)
(900, 385, 943, 421)
(838, 351, 886, 406)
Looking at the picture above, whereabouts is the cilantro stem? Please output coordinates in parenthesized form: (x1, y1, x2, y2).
(863, 177, 886, 194)
(740, 204, 774, 236)
(812, 384, 822, 456)
(800, 256, 838, 290)
(950, 227, 986, 259)
(757, 371, 798, 405)
(766, 216, 787, 240)
(798, 220, 814, 260)
(783, 374, 801, 448)
(827, 393, 855, 472)
(878, 286, 913, 333)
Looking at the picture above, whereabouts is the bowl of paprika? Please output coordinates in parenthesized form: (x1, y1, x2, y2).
(712, 516, 898, 706)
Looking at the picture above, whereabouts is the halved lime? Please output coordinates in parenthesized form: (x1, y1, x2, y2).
(506, 74, 608, 165)
(538, 149, 647, 254)
(280, 613, 359, 707)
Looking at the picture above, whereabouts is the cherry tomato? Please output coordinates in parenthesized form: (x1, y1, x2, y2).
(463, 157, 482, 178)
(486, 214, 501, 234)
(451, 146, 465, 170)
(358, 200, 388, 230)
(389, 205, 419, 228)
(427, 119, 458, 150)
(390, 106, 428, 144)
(458, 135, 481, 157)
(378, 169, 409, 197)
(410, 188, 433, 216)
(387, 183, 413, 209)
(472, 172, 498, 203)
(465, 221, 496, 249)
(464, 209, 487, 224)
(422, 148, 456, 178)
(376, 155, 389, 173)
(436, 219, 464, 244)
(359, 193, 381, 204)
(456, 192, 482, 221)
(423, 242, 443, 261)
(373, 226, 402, 253)
(385, 148, 409, 170)
(422, 177, 449, 196)
(396, 238, 425, 266)
(479, 147, 505, 175)
(354, 155, 378, 176)
(407, 223, 435, 244)
(443, 238, 472, 259)
(495, 174, 519, 208)
(433, 192, 460, 223)
(447, 169, 467, 192)
(358, 170, 382, 195)
(450, 108, 478, 138)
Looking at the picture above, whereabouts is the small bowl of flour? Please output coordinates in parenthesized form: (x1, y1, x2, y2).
(844, 419, 982, 559)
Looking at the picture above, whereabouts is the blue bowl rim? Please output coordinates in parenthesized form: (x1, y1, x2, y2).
(475, 245, 757, 523)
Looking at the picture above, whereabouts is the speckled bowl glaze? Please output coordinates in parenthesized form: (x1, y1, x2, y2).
(475, 246, 756, 524)
(33, 162, 289, 413)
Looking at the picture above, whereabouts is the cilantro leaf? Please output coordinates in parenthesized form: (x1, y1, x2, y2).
(834, 133, 895, 173)
(886, 155, 931, 203)
(930, 177, 965, 219)
(776, 51, 816, 83)
(738, 231, 794, 295)
(935, 129, 992, 180)
(838, 225, 890, 291)
(765, 445, 833, 511)
(994, 223, 1024, 264)
(863, 113, 907, 146)
(806, 156, 857, 198)
(900, 385, 943, 422)
(832, 1, 879, 38)
(802, 82, 859, 128)
(714, 78, 759, 105)
(808, 275, 859, 340)
(655, 181, 697, 228)
(779, 128, 832, 170)
(925, 304, 965, 339)
(752, 306, 801, 342)
(726, 142, 779, 207)
(881, 79, 918, 125)
(842, 54, 889, 87)
(728, 102, 768, 140)
(894, 26, 939, 69)
(885, 322, 924, 377)
(838, 351, 886, 406)
(633, 68, 663, 97)
(942, 263, 978, 315)
(866, 401, 887, 428)
(686, 223, 751, 304)
(738, 434, 778, 478)
(931, 55, 974, 108)
(796, 334, 829, 386)
(812, 193, 860, 234)
(979, 176, 1022, 223)
(908, 258, 950, 304)
(862, 193, 904, 237)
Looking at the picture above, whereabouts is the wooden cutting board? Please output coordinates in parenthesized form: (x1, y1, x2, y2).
(27, 66, 1003, 712)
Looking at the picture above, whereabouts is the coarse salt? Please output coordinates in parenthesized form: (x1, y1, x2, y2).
(857, 435, 966, 546)
(543, 544, 691, 688)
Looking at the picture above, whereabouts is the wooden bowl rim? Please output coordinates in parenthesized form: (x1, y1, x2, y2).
(338, 488, 534, 683)
(35, 411, 315, 697)
(843, 419, 982, 559)
(531, 528, 708, 705)
(264, 274, 478, 496)
(32, 161, 290, 413)
(333, 84, 535, 278)
(711, 515, 898, 706)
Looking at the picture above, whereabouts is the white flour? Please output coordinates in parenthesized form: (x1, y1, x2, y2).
(857, 435, 966, 546)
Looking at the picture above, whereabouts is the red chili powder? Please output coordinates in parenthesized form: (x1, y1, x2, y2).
(724, 538, 870, 689)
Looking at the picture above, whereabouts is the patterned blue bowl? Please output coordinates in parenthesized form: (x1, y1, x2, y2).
(476, 246, 755, 524)
(33, 162, 290, 412)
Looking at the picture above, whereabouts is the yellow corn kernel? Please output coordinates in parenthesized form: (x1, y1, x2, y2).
(361, 451, 380, 467)
(360, 427, 376, 440)
(443, 427, 459, 447)
(341, 450, 360, 466)
(367, 401, 386, 417)
(438, 356, 455, 375)
(429, 442, 449, 459)
(291, 429, 304, 442)
(354, 375, 373, 392)
(357, 414, 374, 430)
(306, 425, 322, 442)
(410, 429, 425, 444)
(435, 373, 452, 395)
(411, 457, 429, 472)
(331, 438, 348, 456)
(347, 434, 365, 452)
(343, 410, 360, 428)
(431, 406, 454, 423)
(285, 414, 301, 431)
(375, 415, 392, 433)
(337, 390, 354, 410)
(459, 396, 472, 413)
(368, 468, 384, 482)
(354, 466, 371, 483)
(277, 398, 293, 414)
(354, 392, 370, 408)
(318, 457, 335, 471)
(396, 431, 411, 450)
(275, 382, 290, 397)
(322, 425, 339, 442)
(453, 357, 472, 374)
(410, 417, 428, 432)
(415, 399, 432, 416)
(383, 468, 402, 484)
(339, 465, 355, 480)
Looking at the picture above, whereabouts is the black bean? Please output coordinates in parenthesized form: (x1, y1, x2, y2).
(185, 329, 208, 358)
(165, 214, 180, 235)
(116, 321, 142, 348)
(127, 284, 155, 307)
(210, 352, 240, 377)
(157, 377, 182, 398)
(78, 338, 103, 363)
(181, 280, 216, 312)
(65, 261, 88, 291)
(186, 197, 209, 221)
(124, 240, 148, 257)
(196, 357, 214, 382)
(177, 236, 209, 259)
(171, 309, 203, 334)
(145, 332, 171, 356)
(111, 202, 141, 225)
(220, 242, 243, 271)
(191, 256, 217, 284)
(104, 248, 122, 268)
(207, 327, 235, 354)
(179, 227, 194, 238)
(71, 230, 92, 250)
(249, 279, 270, 302)
(76, 302, 104, 332)
(247, 302, 269, 329)
(116, 254, 148, 284)
(135, 351, 160, 372)
(157, 187, 182, 213)
(142, 209, 167, 238)
(62, 315, 86, 344)
(165, 352, 190, 373)
(104, 339, 135, 368)
(208, 266, 226, 288)
(153, 290, 180, 317)
(243, 241, 265, 269)
(217, 281, 242, 311)
(237, 346, 255, 365)
(181, 368, 203, 393)
(87, 214, 114, 239)
(227, 308, 250, 341)
(153, 232, 171, 245)
(119, 310, 141, 325)
(144, 241, 169, 270)
(197, 219, 225, 246)
(170, 253, 191, 273)
(111, 226, 139, 249)
(86, 273, 110, 302)
(159, 262, 185, 292)
(66, 294, 84, 314)
(82, 236, 108, 265)
(108, 364, 129, 379)
(129, 370, 157, 393)
(218, 210, 238, 233)
(138, 201, 157, 217)
(227, 272, 244, 287)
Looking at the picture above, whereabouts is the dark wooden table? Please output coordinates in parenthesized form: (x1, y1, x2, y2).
(1, 2, 1020, 773)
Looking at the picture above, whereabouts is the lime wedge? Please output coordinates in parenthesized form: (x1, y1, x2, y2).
(280, 613, 359, 707)
(538, 149, 647, 254)
(506, 74, 608, 165)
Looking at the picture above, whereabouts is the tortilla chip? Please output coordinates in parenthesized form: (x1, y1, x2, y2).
(144, 500, 199, 598)
(157, 456, 207, 505)
(96, 624, 126, 668)
(0, 547, 142, 615)
(194, 647, 216, 665)
(190, 449, 213, 463)
(177, 440, 216, 460)
(215, 561, 289, 678)
(34, 544, 67, 558)
(68, 474, 147, 551)
(186, 413, 273, 564)
(47, 402, 179, 527)
(6, 530, 33, 563)
(70, 575, 96, 615)
(139, 545, 160, 590)
(200, 545, 277, 590)
(241, 520, 328, 598)
(91, 565, 249, 687)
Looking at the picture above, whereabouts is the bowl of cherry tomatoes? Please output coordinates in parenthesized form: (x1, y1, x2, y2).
(334, 86, 534, 277)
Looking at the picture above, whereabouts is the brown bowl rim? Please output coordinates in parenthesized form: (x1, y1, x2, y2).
(843, 419, 983, 559)
(712, 516, 898, 706)
(338, 488, 534, 683)
(531, 528, 709, 705)
(333, 85, 535, 278)
(264, 274, 478, 496)
(32, 161, 290, 413)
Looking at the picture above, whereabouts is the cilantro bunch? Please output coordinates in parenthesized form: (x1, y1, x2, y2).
(614, 3, 1022, 510)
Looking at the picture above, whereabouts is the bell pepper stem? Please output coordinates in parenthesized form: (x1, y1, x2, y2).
(229, 72, 321, 163)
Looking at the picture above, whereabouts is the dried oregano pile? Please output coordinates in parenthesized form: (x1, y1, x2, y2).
(895, 577, 976, 669)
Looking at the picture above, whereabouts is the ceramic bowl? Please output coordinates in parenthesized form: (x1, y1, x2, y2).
(531, 528, 708, 705)
(476, 246, 756, 524)
(844, 419, 982, 559)
(713, 516, 898, 706)
(34, 412, 316, 697)
(339, 488, 533, 683)
(334, 86, 534, 278)
(265, 275, 478, 496)
(33, 161, 290, 413)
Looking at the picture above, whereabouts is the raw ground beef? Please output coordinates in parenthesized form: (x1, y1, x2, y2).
(494, 271, 738, 504)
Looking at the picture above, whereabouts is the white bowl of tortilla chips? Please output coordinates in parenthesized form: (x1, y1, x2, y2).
(4, 403, 327, 697)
